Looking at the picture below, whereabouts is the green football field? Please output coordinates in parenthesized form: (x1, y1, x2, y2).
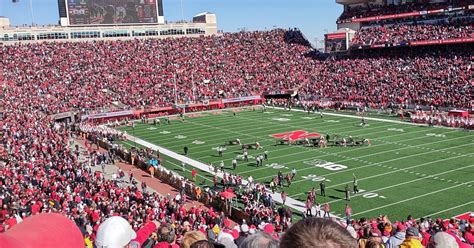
(118, 107, 474, 221)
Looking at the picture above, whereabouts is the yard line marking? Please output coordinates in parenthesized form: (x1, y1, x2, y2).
(244, 134, 468, 177)
(324, 164, 474, 205)
(124, 132, 472, 219)
(130, 110, 465, 160)
(123, 134, 342, 218)
(288, 150, 472, 198)
(119, 109, 474, 218)
(213, 125, 467, 175)
(258, 142, 472, 182)
(126, 125, 471, 193)
(199, 112, 470, 158)
(273, 106, 465, 130)
(130, 108, 372, 136)
(422, 201, 474, 218)
(163, 118, 400, 150)
(352, 180, 474, 217)
(136, 113, 405, 156)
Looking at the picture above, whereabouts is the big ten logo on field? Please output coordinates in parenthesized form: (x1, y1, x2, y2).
(236, 154, 254, 160)
(265, 163, 288, 170)
(426, 133, 446, 138)
(272, 118, 291, 122)
(301, 174, 330, 182)
(303, 159, 347, 171)
(271, 130, 321, 140)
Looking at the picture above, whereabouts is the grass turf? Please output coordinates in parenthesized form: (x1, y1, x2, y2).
(118, 107, 474, 221)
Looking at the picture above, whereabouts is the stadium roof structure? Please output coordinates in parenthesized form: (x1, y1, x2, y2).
(194, 12, 215, 17)
(336, 0, 374, 5)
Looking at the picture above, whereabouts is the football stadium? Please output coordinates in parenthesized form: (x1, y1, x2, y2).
(0, 0, 473, 247)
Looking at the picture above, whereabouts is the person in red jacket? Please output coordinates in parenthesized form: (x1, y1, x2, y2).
(130, 220, 161, 247)
(464, 224, 474, 245)
(191, 169, 197, 182)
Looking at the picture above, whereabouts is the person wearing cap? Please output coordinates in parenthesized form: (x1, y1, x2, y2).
(235, 223, 249, 247)
(96, 216, 160, 248)
(428, 232, 459, 248)
(400, 227, 422, 248)
(216, 229, 237, 248)
(386, 223, 406, 248)
(95, 216, 137, 248)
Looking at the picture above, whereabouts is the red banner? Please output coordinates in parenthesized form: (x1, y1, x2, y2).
(410, 37, 474, 46)
(349, 6, 467, 23)
(352, 11, 420, 22)
(326, 33, 346, 40)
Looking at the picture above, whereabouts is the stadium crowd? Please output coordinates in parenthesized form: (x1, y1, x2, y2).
(337, 1, 471, 22)
(299, 48, 472, 110)
(2, 29, 472, 114)
(1, 29, 312, 113)
(1, 27, 473, 247)
(352, 21, 474, 46)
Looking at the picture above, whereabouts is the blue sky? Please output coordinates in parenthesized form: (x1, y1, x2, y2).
(0, 0, 342, 48)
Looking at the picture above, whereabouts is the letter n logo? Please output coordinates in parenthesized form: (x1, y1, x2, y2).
(271, 130, 320, 141)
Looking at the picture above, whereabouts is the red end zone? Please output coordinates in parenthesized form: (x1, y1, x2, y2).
(271, 130, 321, 141)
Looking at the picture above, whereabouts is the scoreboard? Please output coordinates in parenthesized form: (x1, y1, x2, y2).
(325, 32, 348, 53)
(63, 0, 164, 26)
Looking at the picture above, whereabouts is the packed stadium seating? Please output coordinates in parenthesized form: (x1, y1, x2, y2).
(1, 29, 313, 114)
(299, 47, 473, 109)
(352, 20, 474, 46)
(337, 1, 471, 22)
(1, 27, 473, 247)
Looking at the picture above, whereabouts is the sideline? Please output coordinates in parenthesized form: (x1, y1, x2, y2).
(273, 107, 469, 130)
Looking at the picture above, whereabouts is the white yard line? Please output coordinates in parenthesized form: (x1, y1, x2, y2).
(124, 133, 340, 218)
(352, 180, 474, 217)
(134, 113, 398, 149)
(273, 107, 469, 130)
(222, 111, 469, 157)
(422, 202, 474, 218)
(120, 107, 471, 218)
(256, 137, 472, 182)
(183, 117, 469, 173)
(288, 143, 473, 195)
(324, 164, 474, 204)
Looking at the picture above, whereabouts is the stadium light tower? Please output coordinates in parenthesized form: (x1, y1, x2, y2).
(29, 0, 34, 25)
(180, 0, 184, 21)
